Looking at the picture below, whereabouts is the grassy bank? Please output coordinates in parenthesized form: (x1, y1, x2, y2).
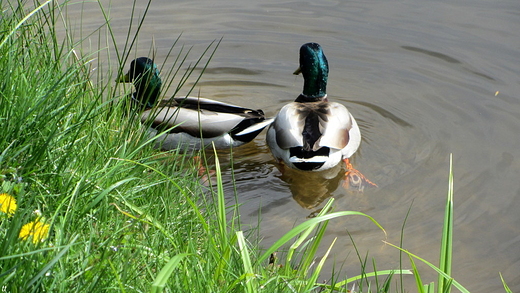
(0, 1, 511, 292)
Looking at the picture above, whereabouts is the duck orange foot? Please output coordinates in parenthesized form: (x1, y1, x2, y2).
(342, 158, 378, 191)
(193, 156, 216, 186)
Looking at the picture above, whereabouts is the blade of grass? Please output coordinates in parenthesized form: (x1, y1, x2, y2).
(286, 198, 335, 266)
(0, 246, 67, 261)
(150, 253, 191, 293)
(108, 258, 126, 293)
(409, 254, 426, 293)
(27, 235, 79, 287)
(399, 199, 415, 293)
(383, 241, 469, 293)
(213, 144, 226, 244)
(379, 269, 395, 293)
(442, 279, 453, 293)
(318, 270, 412, 291)
(258, 210, 385, 264)
(438, 153, 454, 293)
(0, 0, 52, 49)
(297, 208, 331, 277)
(499, 272, 513, 293)
(237, 231, 256, 293)
(211, 144, 235, 282)
(425, 282, 435, 293)
(303, 237, 337, 292)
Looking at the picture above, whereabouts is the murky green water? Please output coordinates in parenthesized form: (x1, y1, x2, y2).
(63, 0, 520, 291)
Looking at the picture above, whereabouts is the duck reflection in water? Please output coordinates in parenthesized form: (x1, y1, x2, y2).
(276, 162, 371, 212)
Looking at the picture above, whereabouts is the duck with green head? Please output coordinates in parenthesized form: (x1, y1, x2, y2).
(266, 43, 376, 188)
(117, 57, 274, 151)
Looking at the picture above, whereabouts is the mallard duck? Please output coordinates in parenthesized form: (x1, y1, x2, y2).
(266, 43, 376, 188)
(117, 57, 273, 150)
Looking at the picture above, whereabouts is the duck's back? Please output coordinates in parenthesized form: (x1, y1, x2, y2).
(268, 101, 360, 171)
(272, 101, 352, 150)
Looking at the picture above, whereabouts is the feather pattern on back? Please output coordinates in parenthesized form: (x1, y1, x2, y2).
(273, 101, 354, 150)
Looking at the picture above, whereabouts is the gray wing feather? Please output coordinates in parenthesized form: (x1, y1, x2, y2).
(273, 103, 304, 148)
(319, 102, 353, 150)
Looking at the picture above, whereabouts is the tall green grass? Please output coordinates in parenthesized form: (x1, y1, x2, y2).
(0, 0, 513, 292)
(0, 0, 204, 291)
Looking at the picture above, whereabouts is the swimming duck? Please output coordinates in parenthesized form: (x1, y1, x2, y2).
(266, 43, 376, 188)
(117, 57, 273, 150)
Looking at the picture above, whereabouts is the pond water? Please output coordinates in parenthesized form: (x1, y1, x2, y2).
(62, 0, 520, 291)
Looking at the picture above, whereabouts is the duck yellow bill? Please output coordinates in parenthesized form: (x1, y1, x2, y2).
(293, 66, 302, 75)
(116, 72, 130, 83)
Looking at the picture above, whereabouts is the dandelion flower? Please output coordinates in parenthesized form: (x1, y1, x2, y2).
(0, 193, 17, 217)
(19, 219, 50, 244)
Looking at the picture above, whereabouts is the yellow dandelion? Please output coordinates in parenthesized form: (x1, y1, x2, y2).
(0, 193, 17, 217)
(19, 219, 50, 244)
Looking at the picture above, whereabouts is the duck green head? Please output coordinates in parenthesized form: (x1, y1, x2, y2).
(293, 43, 328, 99)
(117, 57, 162, 110)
